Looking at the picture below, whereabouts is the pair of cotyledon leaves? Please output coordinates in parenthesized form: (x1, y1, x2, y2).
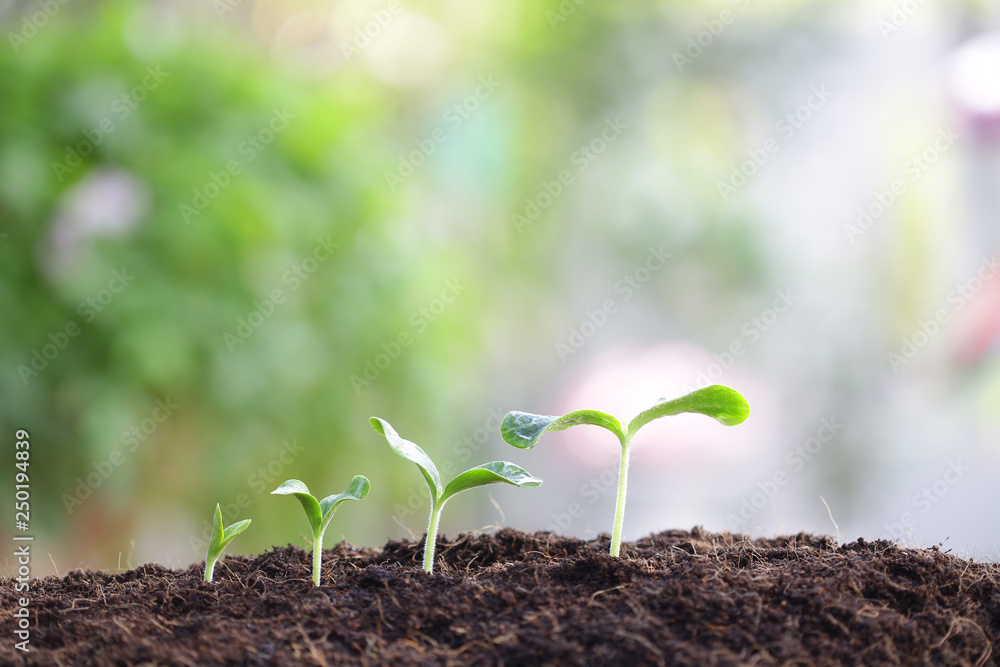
(271, 475, 372, 537)
(500, 385, 750, 449)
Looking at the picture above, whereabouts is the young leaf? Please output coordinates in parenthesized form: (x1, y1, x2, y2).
(220, 519, 252, 549)
(627, 384, 750, 434)
(204, 503, 251, 582)
(370, 417, 443, 499)
(441, 461, 542, 501)
(318, 475, 371, 533)
(501, 409, 625, 449)
(211, 502, 225, 544)
(272, 479, 323, 532)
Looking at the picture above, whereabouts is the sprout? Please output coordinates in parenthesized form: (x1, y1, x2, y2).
(501, 384, 749, 557)
(369, 416, 542, 573)
(271, 476, 370, 586)
(204, 503, 251, 582)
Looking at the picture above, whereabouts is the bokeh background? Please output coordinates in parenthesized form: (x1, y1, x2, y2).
(2, 0, 1000, 576)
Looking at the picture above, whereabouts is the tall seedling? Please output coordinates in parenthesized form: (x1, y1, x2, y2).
(501, 385, 749, 557)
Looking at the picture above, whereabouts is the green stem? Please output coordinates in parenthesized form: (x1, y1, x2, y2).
(312, 530, 324, 586)
(204, 558, 216, 583)
(423, 501, 444, 573)
(610, 435, 632, 557)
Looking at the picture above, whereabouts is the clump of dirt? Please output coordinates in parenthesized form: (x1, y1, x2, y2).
(2, 528, 997, 665)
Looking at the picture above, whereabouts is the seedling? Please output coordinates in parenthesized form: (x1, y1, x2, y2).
(501, 384, 749, 557)
(370, 416, 542, 573)
(271, 475, 370, 586)
(204, 503, 252, 582)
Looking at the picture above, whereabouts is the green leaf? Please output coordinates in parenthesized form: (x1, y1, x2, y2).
(318, 475, 371, 533)
(219, 519, 252, 551)
(500, 409, 625, 449)
(271, 479, 322, 533)
(209, 503, 225, 555)
(627, 385, 750, 434)
(370, 417, 443, 499)
(441, 461, 543, 501)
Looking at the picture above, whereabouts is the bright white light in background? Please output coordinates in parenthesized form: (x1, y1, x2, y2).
(359, 11, 452, 88)
(949, 32, 1000, 118)
(553, 343, 776, 467)
(267, 2, 452, 86)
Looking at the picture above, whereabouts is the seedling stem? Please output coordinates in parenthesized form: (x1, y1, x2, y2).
(610, 434, 631, 557)
(424, 501, 443, 573)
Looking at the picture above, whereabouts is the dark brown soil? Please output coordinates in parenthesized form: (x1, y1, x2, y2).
(2, 528, 998, 666)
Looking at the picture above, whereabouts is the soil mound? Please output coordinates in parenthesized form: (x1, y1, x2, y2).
(2, 528, 997, 665)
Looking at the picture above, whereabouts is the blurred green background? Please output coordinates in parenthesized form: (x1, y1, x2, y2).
(3, 0, 1000, 574)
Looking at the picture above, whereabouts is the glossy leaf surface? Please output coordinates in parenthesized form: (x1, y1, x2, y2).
(627, 385, 750, 435)
(271, 479, 323, 532)
(370, 417, 443, 499)
(500, 409, 625, 449)
(442, 461, 542, 501)
(318, 474, 371, 532)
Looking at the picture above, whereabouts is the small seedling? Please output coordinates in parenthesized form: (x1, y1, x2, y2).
(370, 416, 542, 573)
(204, 503, 252, 582)
(501, 384, 749, 557)
(271, 475, 370, 586)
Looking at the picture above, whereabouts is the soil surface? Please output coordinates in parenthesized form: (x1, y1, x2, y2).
(2, 528, 998, 666)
